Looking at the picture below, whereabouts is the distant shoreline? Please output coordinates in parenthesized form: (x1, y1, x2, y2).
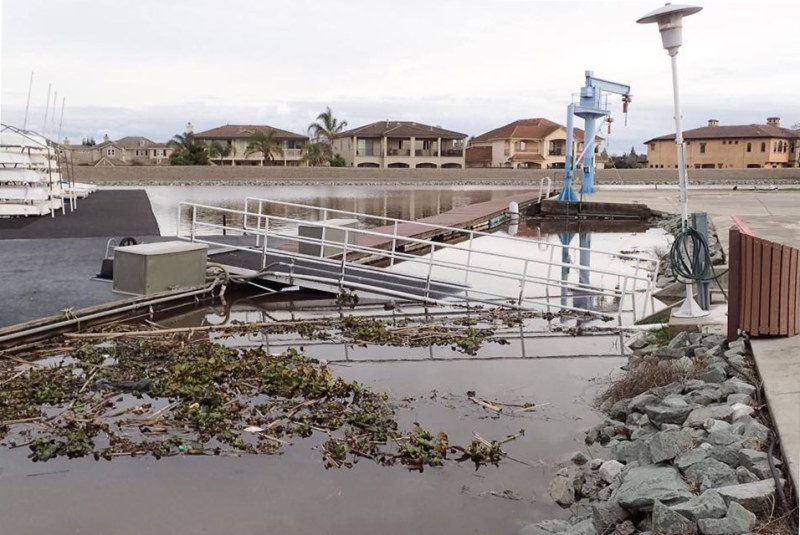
(71, 165, 800, 187)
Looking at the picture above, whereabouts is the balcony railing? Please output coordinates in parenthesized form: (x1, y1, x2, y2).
(284, 148, 302, 157)
(357, 148, 381, 157)
(387, 148, 411, 156)
(441, 149, 464, 157)
(548, 150, 564, 156)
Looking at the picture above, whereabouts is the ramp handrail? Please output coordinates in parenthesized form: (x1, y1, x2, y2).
(243, 197, 656, 264)
(178, 202, 660, 322)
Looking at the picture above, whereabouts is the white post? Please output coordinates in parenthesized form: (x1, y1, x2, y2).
(42, 83, 52, 135)
(670, 52, 707, 318)
(22, 72, 34, 131)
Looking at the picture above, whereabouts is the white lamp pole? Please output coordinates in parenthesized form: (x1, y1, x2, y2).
(638, 3, 708, 318)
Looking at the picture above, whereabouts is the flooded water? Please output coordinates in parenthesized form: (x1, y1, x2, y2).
(0, 187, 668, 534)
(136, 184, 533, 236)
(0, 350, 621, 535)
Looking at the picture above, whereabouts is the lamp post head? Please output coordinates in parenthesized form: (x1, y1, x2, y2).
(637, 3, 702, 55)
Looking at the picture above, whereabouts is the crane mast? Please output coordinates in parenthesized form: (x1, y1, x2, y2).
(558, 71, 632, 201)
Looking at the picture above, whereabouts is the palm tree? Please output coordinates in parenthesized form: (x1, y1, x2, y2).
(308, 107, 348, 159)
(207, 140, 231, 163)
(299, 142, 328, 167)
(168, 132, 209, 165)
(245, 130, 283, 165)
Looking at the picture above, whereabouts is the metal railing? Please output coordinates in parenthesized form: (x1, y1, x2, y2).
(243, 197, 655, 267)
(179, 200, 660, 323)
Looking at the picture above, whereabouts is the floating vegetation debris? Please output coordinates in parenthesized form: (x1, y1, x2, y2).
(0, 339, 523, 469)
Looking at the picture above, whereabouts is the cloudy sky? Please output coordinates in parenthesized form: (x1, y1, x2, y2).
(1, 0, 798, 153)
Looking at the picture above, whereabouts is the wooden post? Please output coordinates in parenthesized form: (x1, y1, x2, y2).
(727, 226, 741, 342)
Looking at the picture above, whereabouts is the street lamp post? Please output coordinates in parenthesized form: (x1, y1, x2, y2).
(637, 3, 708, 318)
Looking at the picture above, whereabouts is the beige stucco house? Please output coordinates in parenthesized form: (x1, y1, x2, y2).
(193, 124, 308, 166)
(332, 121, 467, 168)
(465, 118, 604, 169)
(645, 117, 799, 169)
(60, 134, 172, 166)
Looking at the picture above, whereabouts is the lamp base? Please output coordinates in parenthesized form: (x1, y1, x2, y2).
(672, 284, 710, 318)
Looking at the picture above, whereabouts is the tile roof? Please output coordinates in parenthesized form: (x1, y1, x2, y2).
(465, 146, 492, 163)
(472, 118, 596, 143)
(645, 124, 799, 143)
(115, 136, 156, 149)
(335, 121, 467, 140)
(194, 124, 308, 140)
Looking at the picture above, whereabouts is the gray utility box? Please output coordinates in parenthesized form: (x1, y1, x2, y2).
(113, 241, 208, 295)
(298, 218, 359, 257)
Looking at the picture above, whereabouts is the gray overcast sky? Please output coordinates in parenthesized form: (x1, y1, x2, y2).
(1, 0, 798, 152)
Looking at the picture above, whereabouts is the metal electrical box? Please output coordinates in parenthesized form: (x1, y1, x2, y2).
(112, 241, 208, 295)
(298, 218, 359, 257)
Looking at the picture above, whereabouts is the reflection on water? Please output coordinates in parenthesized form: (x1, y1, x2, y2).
(143, 184, 532, 236)
(387, 225, 670, 323)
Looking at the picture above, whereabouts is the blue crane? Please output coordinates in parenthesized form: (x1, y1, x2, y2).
(558, 71, 632, 201)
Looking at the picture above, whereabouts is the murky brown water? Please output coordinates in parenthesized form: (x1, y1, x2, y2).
(1, 189, 666, 534)
(0, 351, 620, 535)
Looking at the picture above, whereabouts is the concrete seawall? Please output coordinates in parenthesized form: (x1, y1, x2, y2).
(72, 166, 800, 186)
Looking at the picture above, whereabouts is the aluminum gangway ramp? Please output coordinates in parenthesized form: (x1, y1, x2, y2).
(176, 199, 661, 323)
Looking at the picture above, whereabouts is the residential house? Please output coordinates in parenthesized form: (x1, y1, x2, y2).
(332, 121, 467, 168)
(59, 134, 173, 166)
(644, 117, 799, 169)
(192, 124, 308, 166)
(466, 118, 604, 169)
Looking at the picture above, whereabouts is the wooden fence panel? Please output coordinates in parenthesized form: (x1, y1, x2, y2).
(728, 224, 800, 340)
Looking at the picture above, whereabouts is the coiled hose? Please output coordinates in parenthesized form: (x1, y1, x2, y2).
(669, 225, 728, 299)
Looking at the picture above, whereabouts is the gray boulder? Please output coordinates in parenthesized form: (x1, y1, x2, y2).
(708, 445, 740, 467)
(629, 392, 660, 413)
(720, 379, 755, 397)
(736, 449, 778, 479)
(684, 458, 739, 490)
(611, 439, 652, 465)
(715, 478, 784, 513)
(591, 501, 629, 534)
(599, 460, 625, 483)
(686, 387, 724, 406)
(670, 490, 728, 522)
(706, 430, 743, 447)
(547, 470, 576, 507)
(652, 500, 698, 535)
(648, 429, 694, 463)
(735, 467, 759, 484)
(725, 393, 751, 405)
(684, 405, 733, 428)
(737, 421, 769, 444)
(645, 397, 693, 426)
(571, 451, 589, 466)
(701, 365, 728, 384)
(676, 446, 712, 471)
(668, 331, 690, 349)
(612, 465, 693, 512)
(696, 502, 755, 535)
(703, 419, 731, 434)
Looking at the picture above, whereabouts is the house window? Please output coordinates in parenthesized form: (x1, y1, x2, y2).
(162, 149, 167, 156)
(761, 142, 766, 152)
(650, 143, 655, 150)
(107, 148, 115, 156)
(746, 142, 752, 152)
(734, 140, 739, 144)
(699, 143, 706, 154)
